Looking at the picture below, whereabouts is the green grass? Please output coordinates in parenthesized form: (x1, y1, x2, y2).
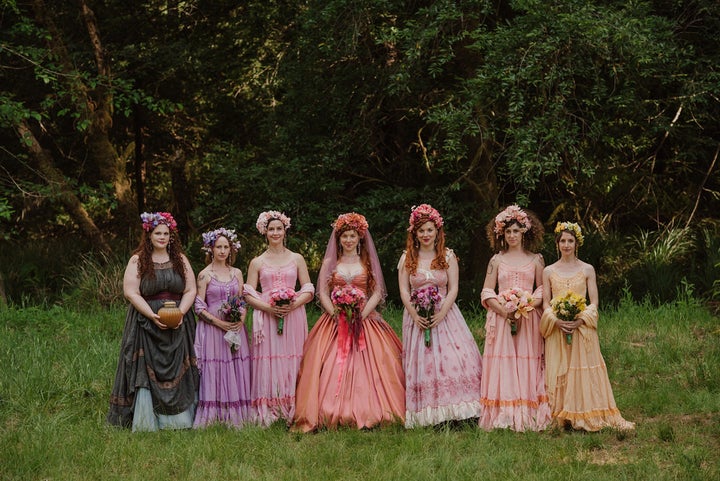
(1, 300, 719, 481)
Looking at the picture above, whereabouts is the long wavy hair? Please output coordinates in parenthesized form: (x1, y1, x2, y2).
(404, 220, 449, 275)
(133, 228, 187, 282)
(335, 225, 376, 295)
(485, 208, 544, 253)
(203, 234, 239, 266)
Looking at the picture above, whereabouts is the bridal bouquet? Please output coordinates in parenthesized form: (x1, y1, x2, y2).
(268, 287, 296, 334)
(550, 291, 587, 344)
(410, 285, 442, 347)
(498, 287, 534, 335)
(331, 284, 366, 322)
(220, 295, 246, 351)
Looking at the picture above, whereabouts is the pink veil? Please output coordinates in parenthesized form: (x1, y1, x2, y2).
(316, 227, 387, 307)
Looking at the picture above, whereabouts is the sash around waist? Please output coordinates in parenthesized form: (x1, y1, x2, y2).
(144, 291, 182, 301)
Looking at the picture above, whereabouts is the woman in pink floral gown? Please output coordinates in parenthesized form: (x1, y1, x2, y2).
(292, 213, 405, 432)
(243, 211, 315, 426)
(398, 204, 482, 427)
(479, 205, 551, 431)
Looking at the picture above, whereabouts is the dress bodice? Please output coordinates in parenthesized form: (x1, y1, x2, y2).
(258, 260, 298, 292)
(140, 262, 185, 296)
(497, 255, 537, 293)
(205, 276, 240, 314)
(409, 265, 448, 297)
(548, 270, 587, 299)
(331, 269, 369, 295)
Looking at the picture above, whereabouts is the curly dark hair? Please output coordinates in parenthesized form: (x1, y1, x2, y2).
(485, 207, 545, 253)
(133, 228, 187, 282)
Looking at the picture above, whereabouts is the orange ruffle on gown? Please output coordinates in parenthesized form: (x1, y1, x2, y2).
(292, 271, 405, 432)
(540, 270, 634, 431)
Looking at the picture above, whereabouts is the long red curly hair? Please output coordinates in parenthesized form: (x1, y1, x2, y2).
(335, 225, 376, 294)
(404, 219, 449, 275)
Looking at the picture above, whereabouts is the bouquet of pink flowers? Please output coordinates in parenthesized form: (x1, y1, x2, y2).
(268, 287, 296, 334)
(498, 287, 534, 335)
(410, 285, 442, 346)
(331, 284, 366, 321)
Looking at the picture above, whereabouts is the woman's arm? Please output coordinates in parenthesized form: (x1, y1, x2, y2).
(398, 253, 427, 329)
(123, 255, 159, 321)
(429, 250, 459, 327)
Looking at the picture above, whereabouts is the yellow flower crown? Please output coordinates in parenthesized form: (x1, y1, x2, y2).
(554, 221, 584, 246)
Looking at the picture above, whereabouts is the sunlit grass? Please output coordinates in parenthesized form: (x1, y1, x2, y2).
(1, 300, 719, 480)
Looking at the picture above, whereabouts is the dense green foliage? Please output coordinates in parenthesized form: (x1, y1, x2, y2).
(1, 300, 719, 480)
(1, 0, 718, 305)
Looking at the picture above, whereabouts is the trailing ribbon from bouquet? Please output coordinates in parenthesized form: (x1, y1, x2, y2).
(331, 284, 367, 395)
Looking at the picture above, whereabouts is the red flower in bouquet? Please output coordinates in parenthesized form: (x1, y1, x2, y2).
(498, 287, 534, 335)
(410, 285, 442, 346)
(269, 287, 296, 334)
(331, 284, 366, 321)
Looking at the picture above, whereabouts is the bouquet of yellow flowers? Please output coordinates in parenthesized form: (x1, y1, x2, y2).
(550, 291, 587, 344)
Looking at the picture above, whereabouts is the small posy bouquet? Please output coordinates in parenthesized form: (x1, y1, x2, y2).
(331, 284, 366, 322)
(498, 287, 534, 335)
(220, 295, 246, 323)
(269, 287, 296, 334)
(410, 285, 442, 347)
(220, 295, 246, 352)
(550, 291, 587, 344)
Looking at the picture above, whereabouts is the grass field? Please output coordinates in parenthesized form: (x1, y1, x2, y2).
(1, 298, 719, 480)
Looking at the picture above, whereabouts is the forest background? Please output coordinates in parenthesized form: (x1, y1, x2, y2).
(1, 0, 719, 309)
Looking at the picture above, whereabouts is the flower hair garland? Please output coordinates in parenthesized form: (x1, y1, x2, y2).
(407, 204, 444, 232)
(554, 221, 584, 246)
(493, 205, 531, 236)
(333, 212, 369, 237)
(201, 227, 242, 253)
(140, 212, 177, 232)
(255, 210, 291, 235)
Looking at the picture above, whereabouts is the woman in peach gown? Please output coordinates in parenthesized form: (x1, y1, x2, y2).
(540, 222, 634, 431)
(292, 212, 405, 432)
(479, 205, 551, 431)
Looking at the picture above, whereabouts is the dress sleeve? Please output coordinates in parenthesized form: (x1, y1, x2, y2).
(194, 295, 209, 315)
(243, 283, 261, 299)
(540, 307, 558, 339)
(298, 282, 315, 296)
(481, 288, 497, 309)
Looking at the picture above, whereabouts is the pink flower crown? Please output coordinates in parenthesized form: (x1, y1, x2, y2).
(407, 204, 444, 232)
(140, 212, 177, 232)
(201, 227, 242, 253)
(255, 210, 291, 235)
(493, 205, 531, 236)
(333, 212, 369, 237)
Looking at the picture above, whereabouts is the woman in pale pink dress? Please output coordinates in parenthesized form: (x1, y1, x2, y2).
(193, 227, 252, 428)
(479, 205, 551, 431)
(541, 222, 634, 431)
(243, 211, 315, 426)
(398, 204, 482, 427)
(292, 212, 405, 432)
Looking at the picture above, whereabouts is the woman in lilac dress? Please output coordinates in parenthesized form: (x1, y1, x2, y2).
(398, 204, 482, 427)
(243, 211, 315, 426)
(193, 227, 252, 428)
(479, 205, 551, 431)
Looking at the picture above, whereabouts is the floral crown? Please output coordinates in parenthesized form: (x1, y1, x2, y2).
(554, 221, 584, 246)
(493, 204, 531, 236)
(255, 210, 291, 235)
(201, 227, 241, 253)
(140, 212, 177, 232)
(407, 204, 444, 232)
(333, 212, 369, 237)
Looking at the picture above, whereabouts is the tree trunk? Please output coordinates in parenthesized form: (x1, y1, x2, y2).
(16, 121, 111, 254)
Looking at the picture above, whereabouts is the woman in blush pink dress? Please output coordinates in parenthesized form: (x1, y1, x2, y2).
(479, 205, 551, 431)
(398, 204, 482, 428)
(243, 211, 315, 427)
(541, 222, 634, 431)
(292, 212, 405, 432)
(193, 227, 251, 428)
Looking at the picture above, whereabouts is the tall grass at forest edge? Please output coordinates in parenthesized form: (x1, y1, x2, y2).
(1, 295, 719, 481)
